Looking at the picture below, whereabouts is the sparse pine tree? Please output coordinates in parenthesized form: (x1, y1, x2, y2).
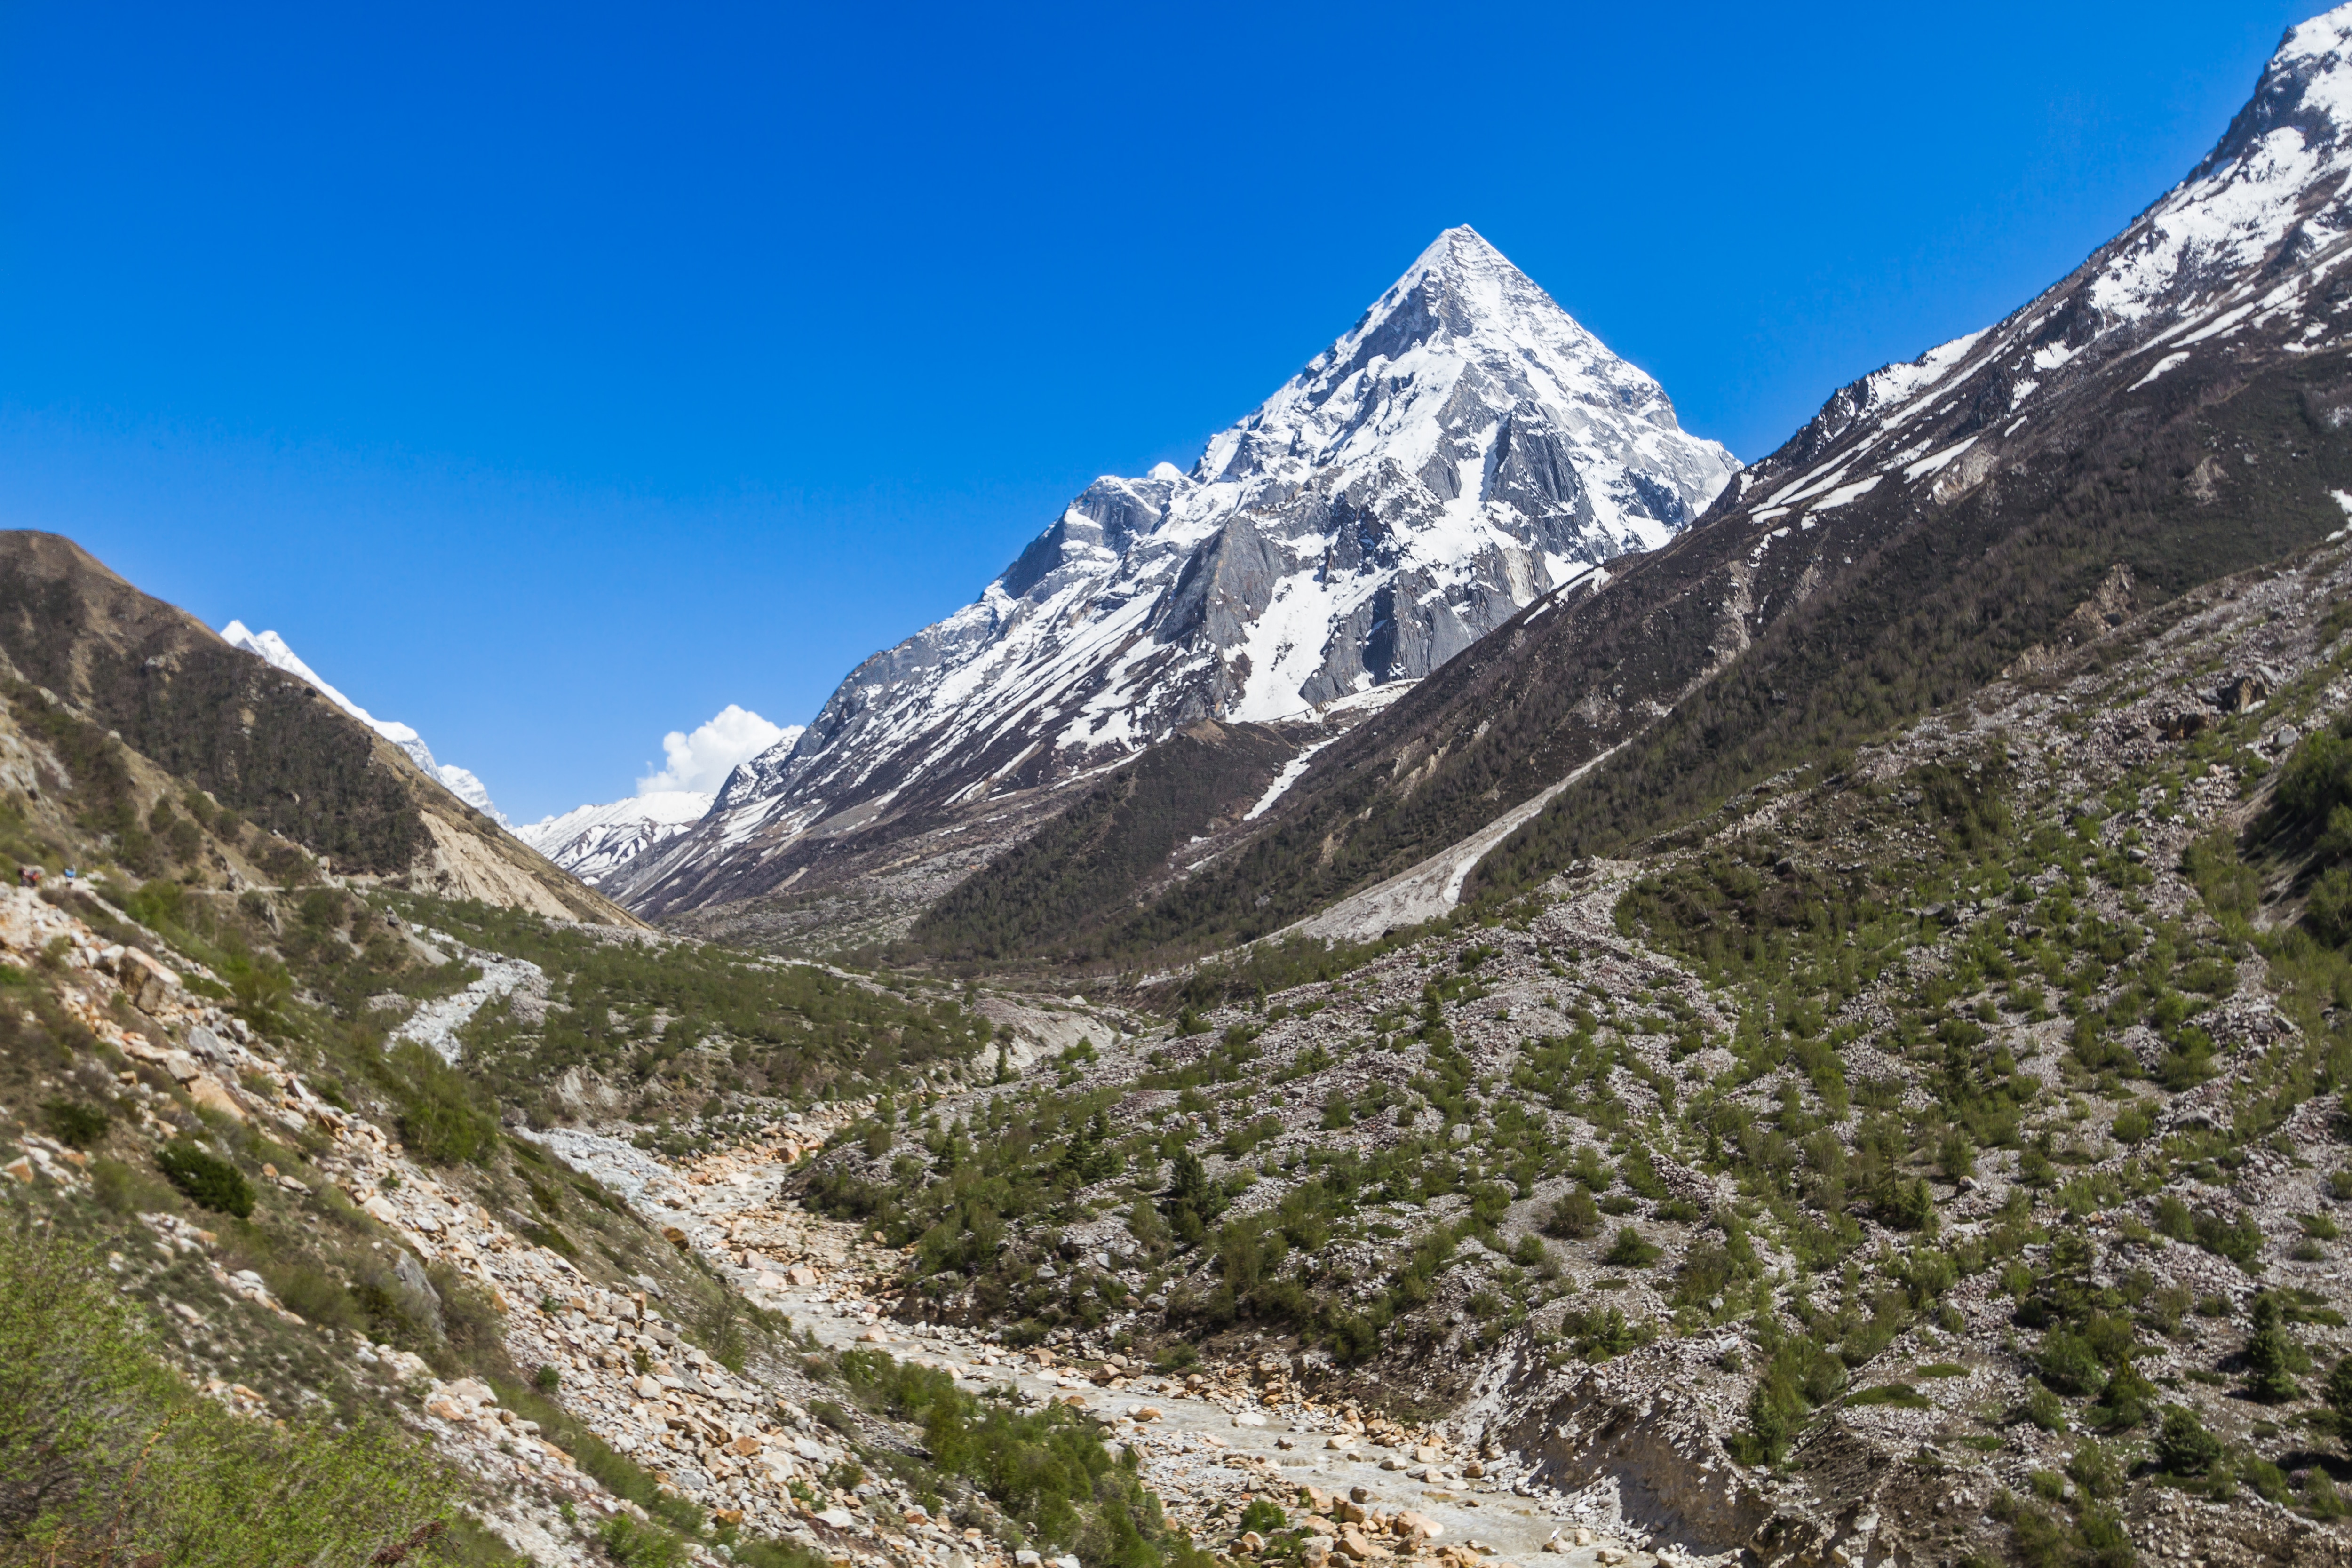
(2246, 1292, 2304, 1404)
(1163, 1146, 1213, 1244)
(2155, 1404, 2222, 1476)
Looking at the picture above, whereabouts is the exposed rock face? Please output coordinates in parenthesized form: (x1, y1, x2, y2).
(615, 227, 1735, 917)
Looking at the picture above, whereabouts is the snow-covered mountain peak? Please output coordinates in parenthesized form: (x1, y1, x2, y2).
(1198, 224, 1719, 554)
(2086, 4, 2352, 328)
(615, 229, 1738, 916)
(1716, 1, 2352, 524)
(514, 791, 715, 888)
(220, 621, 369, 727)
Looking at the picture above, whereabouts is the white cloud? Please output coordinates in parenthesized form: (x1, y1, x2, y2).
(637, 705, 792, 796)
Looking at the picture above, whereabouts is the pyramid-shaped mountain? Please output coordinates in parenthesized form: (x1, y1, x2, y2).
(617, 227, 1736, 915)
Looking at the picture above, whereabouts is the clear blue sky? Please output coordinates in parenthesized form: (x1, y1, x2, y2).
(0, 0, 2315, 821)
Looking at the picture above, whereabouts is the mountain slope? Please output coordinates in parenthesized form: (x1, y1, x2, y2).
(927, 4, 2352, 965)
(220, 619, 510, 824)
(614, 227, 1735, 920)
(0, 532, 637, 925)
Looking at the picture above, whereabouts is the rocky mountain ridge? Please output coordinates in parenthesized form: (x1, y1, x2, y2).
(222, 619, 512, 826)
(0, 532, 634, 925)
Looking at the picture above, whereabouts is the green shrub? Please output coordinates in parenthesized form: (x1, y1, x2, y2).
(2067, 1439, 2125, 1500)
(2245, 1292, 2307, 1403)
(829, 1348, 1205, 1567)
(2191, 1209, 2265, 1273)
(155, 1141, 254, 1218)
(2076, 1506, 2134, 1568)
(1601, 1226, 1660, 1268)
(89, 1157, 137, 1213)
(2310, 866, 2352, 947)
(41, 1098, 109, 1148)
(2023, 1381, 2066, 1432)
(0, 1228, 464, 1564)
(1542, 1187, 1599, 1239)
(600, 1513, 690, 1567)
(385, 1043, 499, 1165)
(2003, 1498, 2071, 1568)
(2154, 1404, 2222, 1476)
(1845, 1383, 1929, 1409)
(1236, 1499, 1286, 1537)
(1616, 1144, 1668, 1200)
(2280, 729, 2352, 830)
(1883, 1177, 1938, 1233)
(269, 1263, 362, 1332)
(2327, 1353, 2352, 1428)
(2036, 1328, 2104, 1397)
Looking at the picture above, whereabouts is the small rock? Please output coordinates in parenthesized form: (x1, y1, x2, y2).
(1394, 1512, 1441, 1541)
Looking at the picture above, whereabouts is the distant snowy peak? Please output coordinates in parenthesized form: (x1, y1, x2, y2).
(515, 792, 714, 887)
(616, 226, 1738, 915)
(432, 764, 507, 825)
(522, 723, 804, 885)
(218, 620, 509, 826)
